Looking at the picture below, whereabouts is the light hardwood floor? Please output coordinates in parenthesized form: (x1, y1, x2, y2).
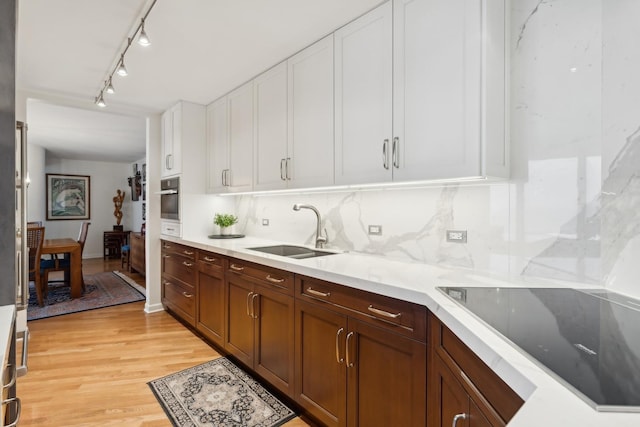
(18, 258, 311, 426)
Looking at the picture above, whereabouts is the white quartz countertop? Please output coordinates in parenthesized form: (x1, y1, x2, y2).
(166, 234, 640, 426)
(1, 305, 15, 383)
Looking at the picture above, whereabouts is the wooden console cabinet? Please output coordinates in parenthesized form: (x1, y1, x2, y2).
(129, 232, 145, 275)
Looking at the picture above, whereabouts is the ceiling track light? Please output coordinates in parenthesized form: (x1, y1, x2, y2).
(94, 0, 158, 107)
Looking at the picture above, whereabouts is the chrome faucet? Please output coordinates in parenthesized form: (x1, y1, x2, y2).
(293, 204, 327, 248)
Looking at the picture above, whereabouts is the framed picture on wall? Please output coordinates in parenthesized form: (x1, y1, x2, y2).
(142, 163, 146, 182)
(142, 203, 146, 220)
(46, 174, 91, 220)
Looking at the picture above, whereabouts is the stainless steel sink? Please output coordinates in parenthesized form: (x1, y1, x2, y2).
(248, 245, 337, 259)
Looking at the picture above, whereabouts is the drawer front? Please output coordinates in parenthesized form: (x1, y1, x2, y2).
(430, 313, 523, 422)
(198, 250, 225, 274)
(297, 275, 426, 342)
(161, 240, 196, 259)
(163, 253, 196, 284)
(161, 221, 182, 237)
(227, 258, 294, 294)
(164, 280, 196, 323)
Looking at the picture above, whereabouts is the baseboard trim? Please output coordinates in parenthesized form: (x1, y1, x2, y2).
(145, 302, 164, 314)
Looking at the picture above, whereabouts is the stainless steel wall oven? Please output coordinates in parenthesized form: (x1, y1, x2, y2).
(159, 177, 179, 220)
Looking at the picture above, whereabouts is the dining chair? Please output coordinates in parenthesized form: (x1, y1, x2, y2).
(26, 226, 46, 306)
(41, 221, 91, 298)
(27, 221, 42, 227)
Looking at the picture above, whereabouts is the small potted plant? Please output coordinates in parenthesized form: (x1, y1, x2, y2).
(214, 213, 238, 235)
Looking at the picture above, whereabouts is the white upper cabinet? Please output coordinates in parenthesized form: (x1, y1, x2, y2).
(336, 0, 507, 185)
(161, 101, 206, 188)
(287, 35, 335, 189)
(207, 82, 254, 194)
(334, 2, 393, 185)
(253, 62, 288, 191)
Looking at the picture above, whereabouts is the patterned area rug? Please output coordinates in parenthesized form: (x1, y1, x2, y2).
(149, 358, 296, 427)
(28, 271, 145, 321)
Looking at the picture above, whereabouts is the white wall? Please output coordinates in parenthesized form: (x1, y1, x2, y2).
(43, 157, 133, 259)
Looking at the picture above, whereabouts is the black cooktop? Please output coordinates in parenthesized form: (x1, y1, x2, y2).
(438, 287, 640, 412)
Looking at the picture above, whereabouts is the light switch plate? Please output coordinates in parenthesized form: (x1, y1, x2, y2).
(446, 230, 467, 243)
(262, 219, 269, 226)
(368, 225, 382, 235)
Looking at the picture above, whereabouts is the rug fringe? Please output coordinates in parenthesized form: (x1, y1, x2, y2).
(113, 271, 146, 296)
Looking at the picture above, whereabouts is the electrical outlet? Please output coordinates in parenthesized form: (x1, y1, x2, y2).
(262, 219, 269, 226)
(368, 225, 382, 235)
(446, 230, 467, 243)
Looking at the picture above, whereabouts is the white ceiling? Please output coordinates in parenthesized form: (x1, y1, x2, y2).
(17, 0, 384, 162)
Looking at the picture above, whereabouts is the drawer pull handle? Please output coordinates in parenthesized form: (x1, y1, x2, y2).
(452, 413, 467, 427)
(3, 397, 21, 427)
(266, 274, 285, 283)
(306, 287, 330, 298)
(367, 305, 401, 319)
(163, 254, 171, 258)
(182, 291, 193, 298)
(183, 250, 194, 255)
(203, 256, 217, 262)
(182, 261, 194, 267)
(230, 264, 245, 271)
(335, 328, 344, 364)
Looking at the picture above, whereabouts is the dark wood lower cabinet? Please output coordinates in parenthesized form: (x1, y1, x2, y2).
(196, 250, 226, 348)
(295, 287, 427, 427)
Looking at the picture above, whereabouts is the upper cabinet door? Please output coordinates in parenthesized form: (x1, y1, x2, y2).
(393, 0, 481, 181)
(287, 35, 335, 189)
(206, 97, 229, 193)
(253, 62, 288, 191)
(334, 2, 393, 186)
(227, 82, 254, 193)
(161, 104, 182, 178)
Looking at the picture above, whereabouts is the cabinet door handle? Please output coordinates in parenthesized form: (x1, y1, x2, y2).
(182, 261, 194, 267)
(230, 264, 244, 272)
(392, 136, 399, 168)
(2, 397, 21, 427)
(286, 157, 291, 180)
(345, 331, 355, 368)
(17, 329, 29, 377)
(280, 159, 286, 181)
(246, 291, 254, 316)
(225, 169, 231, 187)
(367, 305, 401, 319)
(335, 327, 344, 364)
(266, 274, 285, 283)
(3, 364, 16, 389)
(251, 293, 259, 319)
(203, 256, 217, 262)
(182, 291, 193, 298)
(306, 287, 330, 298)
(382, 139, 389, 169)
(452, 413, 467, 427)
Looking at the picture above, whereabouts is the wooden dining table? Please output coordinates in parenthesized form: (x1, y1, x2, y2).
(41, 238, 83, 298)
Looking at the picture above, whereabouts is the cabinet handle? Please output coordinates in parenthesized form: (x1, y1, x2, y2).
(251, 293, 259, 319)
(280, 159, 286, 181)
(367, 305, 401, 319)
(2, 397, 21, 427)
(163, 254, 171, 259)
(165, 155, 170, 170)
(203, 256, 217, 262)
(167, 154, 173, 170)
(182, 261, 194, 267)
(3, 364, 16, 389)
(345, 331, 355, 368)
(183, 250, 194, 255)
(182, 291, 193, 298)
(266, 274, 285, 283)
(17, 329, 29, 377)
(221, 170, 226, 186)
(392, 136, 399, 168)
(452, 413, 467, 427)
(306, 287, 330, 298)
(246, 291, 254, 316)
(225, 169, 231, 187)
(335, 328, 344, 364)
(163, 243, 172, 249)
(286, 157, 291, 180)
(382, 139, 389, 169)
(230, 264, 244, 272)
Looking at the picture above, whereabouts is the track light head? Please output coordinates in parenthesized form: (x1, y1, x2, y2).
(105, 78, 115, 94)
(96, 93, 106, 108)
(117, 55, 128, 77)
(138, 19, 151, 46)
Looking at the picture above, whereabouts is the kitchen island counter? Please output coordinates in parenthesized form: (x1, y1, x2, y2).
(164, 234, 639, 426)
